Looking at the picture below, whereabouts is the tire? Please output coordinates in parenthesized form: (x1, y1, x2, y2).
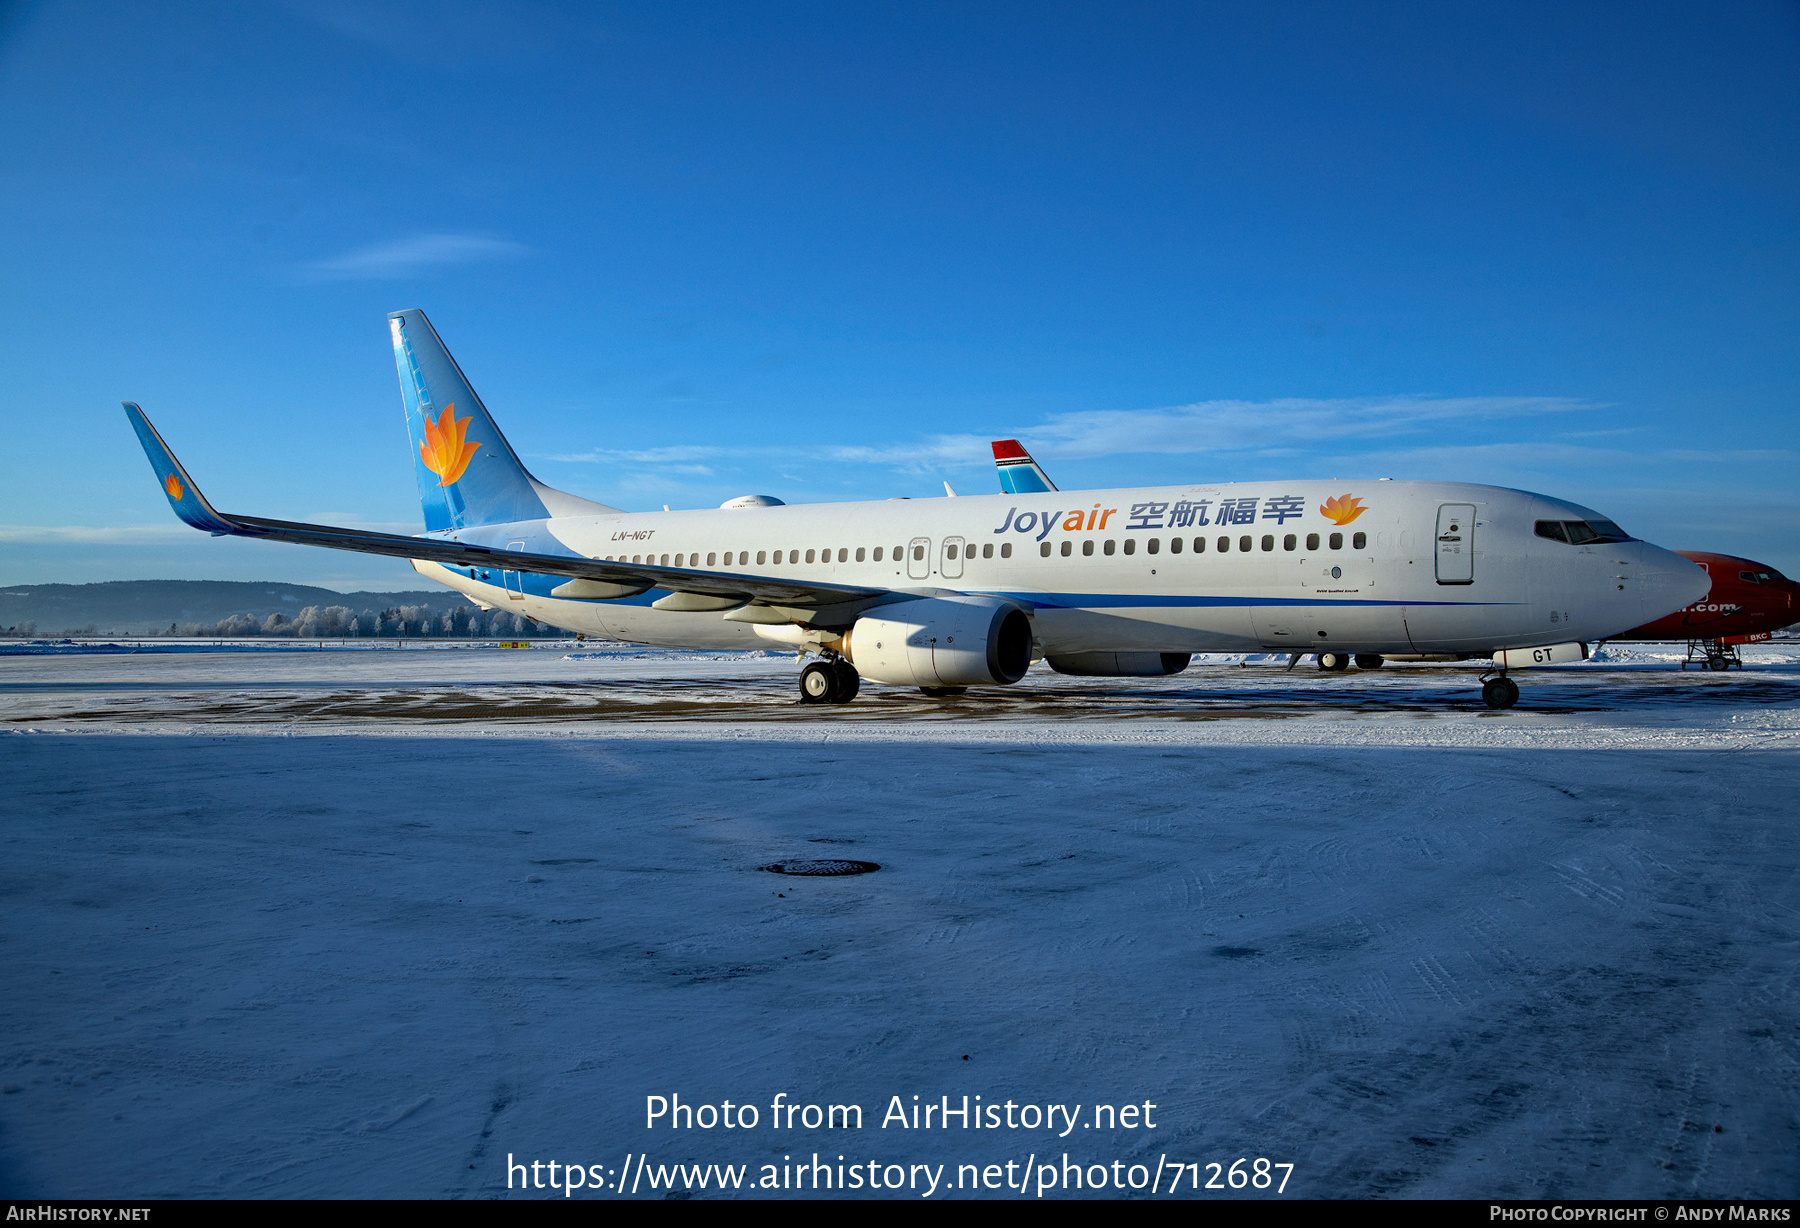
(1354, 654, 1385, 669)
(799, 661, 838, 704)
(1316, 652, 1348, 671)
(831, 660, 861, 702)
(919, 686, 967, 698)
(1482, 677, 1520, 709)
(1707, 656, 1731, 672)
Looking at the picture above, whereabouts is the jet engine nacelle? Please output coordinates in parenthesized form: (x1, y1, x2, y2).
(846, 596, 1033, 687)
(1045, 652, 1192, 677)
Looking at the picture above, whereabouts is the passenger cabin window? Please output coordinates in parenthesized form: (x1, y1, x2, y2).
(1218, 537, 1230, 552)
(1352, 532, 1366, 550)
(1169, 537, 1182, 553)
(1082, 540, 1095, 556)
(1239, 536, 1252, 552)
(855, 547, 866, 562)
(1193, 537, 1205, 553)
(1283, 534, 1296, 551)
(873, 547, 883, 561)
(1147, 538, 1160, 554)
(1040, 542, 1051, 557)
(946, 544, 958, 559)
(1000, 543, 1012, 558)
(756, 551, 767, 565)
(1260, 535, 1274, 552)
(912, 545, 925, 561)
(1060, 540, 1072, 556)
(1103, 540, 1116, 556)
(1329, 532, 1342, 550)
(1122, 539, 1135, 555)
(1305, 533, 1319, 551)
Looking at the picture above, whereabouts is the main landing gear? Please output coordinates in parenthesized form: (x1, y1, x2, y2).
(1313, 652, 1385, 671)
(798, 658, 861, 704)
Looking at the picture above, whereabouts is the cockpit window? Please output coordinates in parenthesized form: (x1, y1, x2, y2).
(1535, 518, 1633, 545)
(1740, 570, 1775, 584)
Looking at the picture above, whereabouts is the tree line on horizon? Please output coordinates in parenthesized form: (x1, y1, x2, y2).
(3, 604, 556, 639)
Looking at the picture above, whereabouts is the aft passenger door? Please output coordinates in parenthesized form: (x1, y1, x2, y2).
(941, 536, 965, 580)
(907, 536, 932, 580)
(1435, 505, 1475, 585)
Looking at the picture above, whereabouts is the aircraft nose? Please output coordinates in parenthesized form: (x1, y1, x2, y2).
(1632, 545, 1710, 622)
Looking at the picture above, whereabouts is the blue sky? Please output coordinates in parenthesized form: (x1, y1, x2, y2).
(2, 0, 1795, 589)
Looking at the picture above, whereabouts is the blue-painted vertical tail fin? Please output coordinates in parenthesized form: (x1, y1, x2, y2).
(389, 309, 616, 532)
(991, 439, 1058, 494)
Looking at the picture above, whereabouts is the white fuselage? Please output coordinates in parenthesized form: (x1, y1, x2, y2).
(413, 479, 1707, 658)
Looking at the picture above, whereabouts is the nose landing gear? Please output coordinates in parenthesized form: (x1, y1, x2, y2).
(1480, 675, 1520, 709)
(798, 657, 862, 704)
(1682, 639, 1741, 671)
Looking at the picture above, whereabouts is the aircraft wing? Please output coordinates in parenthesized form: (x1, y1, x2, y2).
(124, 403, 885, 612)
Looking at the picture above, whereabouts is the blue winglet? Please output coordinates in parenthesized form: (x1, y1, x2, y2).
(122, 403, 239, 535)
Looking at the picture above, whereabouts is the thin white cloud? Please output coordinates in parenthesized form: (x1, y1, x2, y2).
(544, 446, 729, 465)
(539, 396, 1600, 483)
(823, 434, 993, 471)
(304, 234, 529, 281)
(1015, 396, 1588, 459)
(0, 518, 420, 545)
(1324, 441, 1793, 474)
(0, 524, 201, 545)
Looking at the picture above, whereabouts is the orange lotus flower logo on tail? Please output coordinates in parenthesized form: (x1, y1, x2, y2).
(164, 473, 184, 500)
(1320, 493, 1366, 525)
(419, 403, 480, 486)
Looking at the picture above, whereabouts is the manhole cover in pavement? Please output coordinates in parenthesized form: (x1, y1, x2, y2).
(762, 859, 881, 876)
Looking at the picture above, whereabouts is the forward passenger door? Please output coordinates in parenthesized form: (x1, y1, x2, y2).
(1435, 505, 1475, 584)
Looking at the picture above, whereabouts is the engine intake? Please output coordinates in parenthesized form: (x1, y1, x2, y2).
(845, 596, 1032, 687)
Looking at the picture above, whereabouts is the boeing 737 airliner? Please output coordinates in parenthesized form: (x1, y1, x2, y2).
(126, 309, 1708, 708)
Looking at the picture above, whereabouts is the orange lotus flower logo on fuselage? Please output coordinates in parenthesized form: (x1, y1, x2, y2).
(419, 403, 480, 486)
(1320, 493, 1366, 525)
(164, 473, 184, 500)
